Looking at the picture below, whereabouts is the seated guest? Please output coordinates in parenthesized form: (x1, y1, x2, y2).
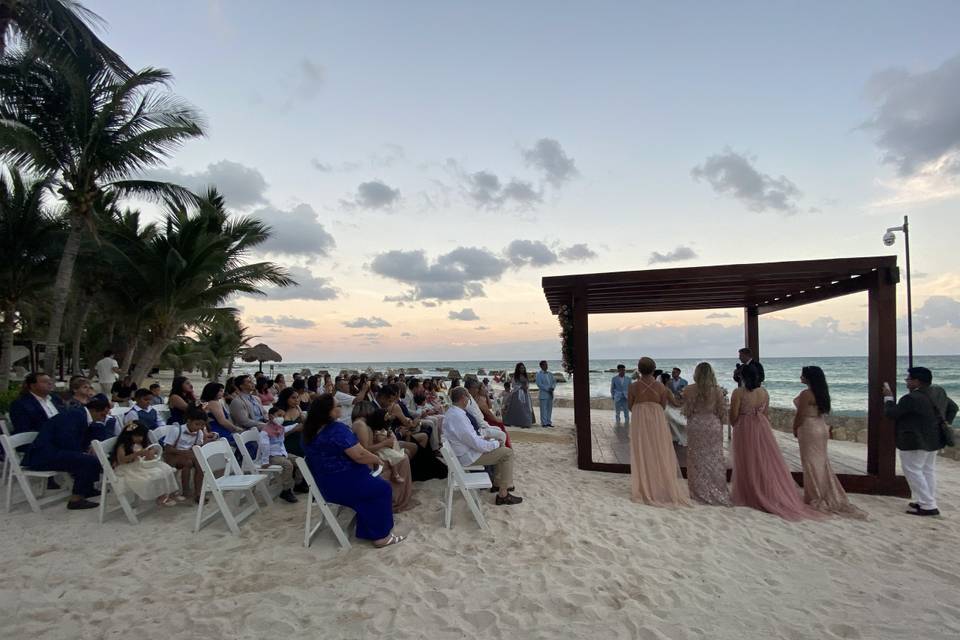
(199, 382, 241, 442)
(162, 407, 210, 501)
(444, 387, 523, 505)
(376, 384, 430, 449)
(223, 377, 237, 404)
(334, 377, 367, 408)
(275, 386, 307, 461)
(22, 397, 112, 510)
(10, 372, 64, 434)
(229, 374, 269, 430)
(303, 393, 405, 547)
(66, 376, 95, 409)
(259, 406, 301, 503)
(167, 376, 197, 424)
(272, 374, 287, 396)
(256, 377, 275, 406)
(123, 388, 166, 431)
(465, 378, 511, 447)
(110, 375, 138, 406)
(292, 378, 311, 410)
(148, 383, 164, 405)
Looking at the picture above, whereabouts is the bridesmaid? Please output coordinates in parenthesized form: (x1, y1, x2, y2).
(627, 357, 690, 507)
(681, 362, 731, 506)
(730, 363, 823, 521)
(793, 366, 867, 518)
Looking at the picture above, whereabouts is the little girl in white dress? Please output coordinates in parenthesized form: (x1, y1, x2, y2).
(372, 427, 408, 483)
(112, 421, 181, 506)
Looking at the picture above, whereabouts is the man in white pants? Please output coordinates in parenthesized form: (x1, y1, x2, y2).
(884, 367, 958, 517)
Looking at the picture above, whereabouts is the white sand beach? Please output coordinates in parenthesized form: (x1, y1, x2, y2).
(3, 406, 960, 640)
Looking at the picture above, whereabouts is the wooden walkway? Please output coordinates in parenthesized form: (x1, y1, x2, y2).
(592, 418, 868, 475)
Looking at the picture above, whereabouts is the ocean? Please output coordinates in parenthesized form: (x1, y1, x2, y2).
(235, 355, 960, 417)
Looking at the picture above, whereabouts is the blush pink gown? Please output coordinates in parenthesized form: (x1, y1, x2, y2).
(629, 378, 690, 507)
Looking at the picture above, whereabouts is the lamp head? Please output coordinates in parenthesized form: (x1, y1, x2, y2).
(883, 231, 897, 247)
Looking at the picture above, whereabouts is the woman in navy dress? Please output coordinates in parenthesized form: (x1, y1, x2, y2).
(303, 394, 405, 547)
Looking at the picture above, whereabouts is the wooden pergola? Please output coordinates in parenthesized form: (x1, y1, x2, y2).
(542, 255, 909, 496)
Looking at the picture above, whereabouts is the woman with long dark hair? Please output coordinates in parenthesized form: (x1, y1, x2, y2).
(168, 376, 196, 425)
(501, 362, 533, 428)
(793, 366, 866, 518)
(200, 382, 240, 441)
(302, 394, 404, 547)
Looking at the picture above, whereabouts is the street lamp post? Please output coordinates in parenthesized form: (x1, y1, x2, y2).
(883, 215, 913, 367)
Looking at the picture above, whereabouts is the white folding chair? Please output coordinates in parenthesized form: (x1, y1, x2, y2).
(90, 437, 164, 525)
(440, 441, 492, 529)
(1, 418, 11, 488)
(294, 456, 352, 550)
(233, 429, 281, 504)
(192, 439, 267, 535)
(1, 432, 69, 513)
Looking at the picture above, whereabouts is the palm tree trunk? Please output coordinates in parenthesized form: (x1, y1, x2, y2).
(42, 216, 84, 376)
(69, 297, 92, 375)
(0, 301, 16, 391)
(130, 338, 168, 386)
(120, 333, 139, 375)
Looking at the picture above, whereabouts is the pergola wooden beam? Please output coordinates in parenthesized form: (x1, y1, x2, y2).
(542, 255, 909, 496)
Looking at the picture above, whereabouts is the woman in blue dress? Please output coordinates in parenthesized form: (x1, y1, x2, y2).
(303, 393, 405, 547)
(200, 382, 241, 443)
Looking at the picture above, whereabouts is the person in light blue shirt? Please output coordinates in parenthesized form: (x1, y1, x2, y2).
(535, 360, 557, 428)
(670, 368, 688, 399)
(610, 364, 631, 426)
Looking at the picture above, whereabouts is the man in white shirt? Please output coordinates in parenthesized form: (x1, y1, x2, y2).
(444, 387, 523, 505)
(94, 350, 121, 394)
(463, 379, 507, 445)
(334, 377, 365, 408)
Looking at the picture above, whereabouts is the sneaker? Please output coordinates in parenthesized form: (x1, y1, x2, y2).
(495, 493, 523, 506)
(67, 499, 98, 510)
(279, 489, 299, 504)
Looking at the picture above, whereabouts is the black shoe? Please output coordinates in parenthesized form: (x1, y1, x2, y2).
(293, 481, 309, 494)
(279, 489, 298, 503)
(47, 478, 61, 490)
(67, 499, 98, 510)
(909, 502, 919, 510)
(489, 486, 516, 493)
(906, 506, 940, 516)
(495, 493, 523, 505)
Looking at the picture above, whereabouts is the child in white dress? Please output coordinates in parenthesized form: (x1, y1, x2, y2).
(112, 422, 180, 506)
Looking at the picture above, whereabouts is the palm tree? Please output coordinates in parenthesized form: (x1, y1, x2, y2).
(0, 167, 64, 389)
(195, 314, 253, 381)
(160, 336, 202, 379)
(0, 0, 130, 75)
(0, 52, 205, 375)
(103, 189, 293, 385)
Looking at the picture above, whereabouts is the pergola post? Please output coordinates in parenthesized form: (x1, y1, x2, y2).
(744, 306, 760, 358)
(572, 284, 592, 469)
(867, 268, 898, 489)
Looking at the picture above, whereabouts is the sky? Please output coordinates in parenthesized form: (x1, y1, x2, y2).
(85, 0, 960, 362)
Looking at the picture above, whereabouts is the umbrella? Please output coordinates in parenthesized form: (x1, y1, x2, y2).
(241, 343, 282, 372)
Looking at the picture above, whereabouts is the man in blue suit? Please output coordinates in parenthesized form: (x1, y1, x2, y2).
(23, 397, 111, 510)
(9, 373, 64, 434)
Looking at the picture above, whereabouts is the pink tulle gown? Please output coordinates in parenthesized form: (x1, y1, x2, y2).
(730, 389, 823, 521)
(629, 378, 690, 507)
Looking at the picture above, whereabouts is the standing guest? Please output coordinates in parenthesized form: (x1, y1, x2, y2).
(148, 383, 164, 406)
(535, 360, 556, 428)
(884, 367, 958, 517)
(94, 349, 121, 394)
(444, 387, 523, 505)
(733, 347, 765, 387)
(351, 402, 415, 512)
(111, 421, 180, 507)
(681, 362, 731, 506)
(229, 374, 269, 430)
(628, 358, 690, 507)
(162, 407, 209, 501)
(123, 388, 166, 431)
(110, 375, 138, 406)
(260, 406, 301, 503)
(793, 366, 866, 518)
(66, 377, 95, 410)
(501, 362, 533, 428)
(669, 368, 688, 398)
(9, 372, 63, 434)
(610, 364, 631, 427)
(303, 393, 405, 547)
(22, 397, 112, 509)
(167, 376, 197, 425)
(730, 363, 821, 520)
(199, 382, 241, 442)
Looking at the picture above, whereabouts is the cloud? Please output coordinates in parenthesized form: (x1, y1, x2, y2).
(343, 180, 401, 210)
(559, 244, 597, 261)
(449, 162, 542, 210)
(400, 332, 414, 338)
(648, 245, 698, 265)
(261, 266, 339, 301)
(421, 301, 437, 308)
(705, 312, 734, 319)
(914, 296, 960, 331)
(370, 144, 406, 168)
(449, 308, 480, 321)
(142, 160, 268, 209)
(253, 204, 336, 258)
(251, 315, 317, 329)
(692, 148, 802, 213)
(353, 332, 382, 344)
(287, 58, 324, 105)
(862, 54, 960, 177)
(310, 159, 361, 173)
(475, 326, 490, 331)
(343, 316, 392, 329)
(504, 239, 558, 267)
(370, 246, 508, 301)
(522, 138, 579, 187)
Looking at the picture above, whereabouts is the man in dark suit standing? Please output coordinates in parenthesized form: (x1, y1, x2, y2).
(9, 372, 64, 434)
(22, 397, 111, 510)
(733, 348, 765, 387)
